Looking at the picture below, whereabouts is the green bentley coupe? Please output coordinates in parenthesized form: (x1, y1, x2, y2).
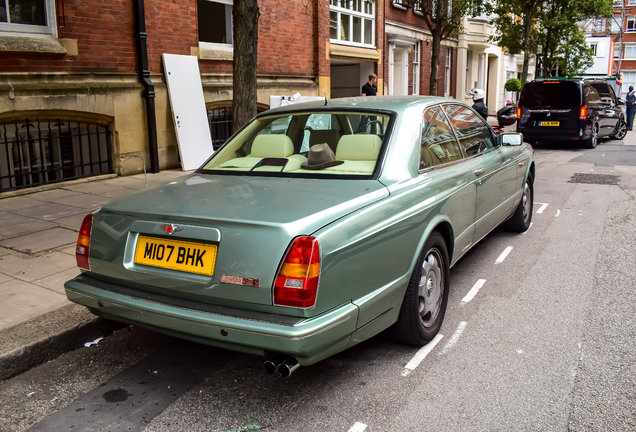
(65, 96, 534, 377)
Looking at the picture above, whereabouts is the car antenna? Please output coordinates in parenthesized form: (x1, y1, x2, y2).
(324, 91, 328, 106)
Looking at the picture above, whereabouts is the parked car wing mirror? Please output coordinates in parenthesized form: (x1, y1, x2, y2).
(618, 98, 626, 106)
(500, 132, 523, 146)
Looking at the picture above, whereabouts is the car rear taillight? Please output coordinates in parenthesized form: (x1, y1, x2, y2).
(580, 105, 587, 120)
(76, 214, 93, 270)
(274, 237, 320, 308)
(516, 106, 521, 118)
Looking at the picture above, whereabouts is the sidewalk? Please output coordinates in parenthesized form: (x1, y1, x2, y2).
(0, 170, 191, 379)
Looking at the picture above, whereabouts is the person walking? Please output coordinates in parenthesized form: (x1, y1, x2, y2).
(626, 86, 636, 131)
(361, 74, 377, 96)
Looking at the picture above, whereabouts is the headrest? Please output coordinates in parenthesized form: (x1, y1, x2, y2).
(309, 130, 341, 152)
(251, 134, 294, 158)
(336, 134, 382, 161)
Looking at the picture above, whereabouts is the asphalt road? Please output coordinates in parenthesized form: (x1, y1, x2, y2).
(1, 137, 636, 432)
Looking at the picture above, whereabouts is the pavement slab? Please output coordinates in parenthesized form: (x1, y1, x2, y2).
(12, 202, 86, 221)
(0, 227, 77, 255)
(29, 189, 88, 204)
(63, 182, 130, 195)
(54, 213, 89, 231)
(0, 219, 57, 239)
(32, 268, 81, 295)
(0, 196, 42, 212)
(51, 194, 113, 210)
(0, 280, 70, 331)
(0, 252, 76, 282)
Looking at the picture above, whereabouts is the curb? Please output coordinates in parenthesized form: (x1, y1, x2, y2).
(0, 303, 125, 381)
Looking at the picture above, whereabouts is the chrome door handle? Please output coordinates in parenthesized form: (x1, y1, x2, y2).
(474, 168, 486, 176)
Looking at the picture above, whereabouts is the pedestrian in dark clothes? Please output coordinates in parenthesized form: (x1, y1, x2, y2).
(626, 86, 636, 131)
(361, 74, 377, 96)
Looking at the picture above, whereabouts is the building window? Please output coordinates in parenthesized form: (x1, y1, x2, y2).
(615, 42, 621, 58)
(625, 43, 636, 59)
(0, 0, 56, 35)
(594, 18, 606, 33)
(590, 43, 598, 56)
(412, 42, 420, 95)
(198, 0, 233, 44)
(444, 47, 452, 96)
(614, 0, 623, 6)
(629, 0, 636, 5)
(622, 72, 636, 92)
(612, 17, 621, 33)
(465, 49, 472, 94)
(392, 0, 413, 9)
(330, 0, 375, 47)
(627, 17, 636, 32)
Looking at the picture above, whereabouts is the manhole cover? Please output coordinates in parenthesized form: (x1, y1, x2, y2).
(569, 173, 621, 185)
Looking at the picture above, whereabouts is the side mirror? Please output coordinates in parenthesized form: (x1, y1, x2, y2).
(618, 98, 626, 106)
(500, 132, 523, 146)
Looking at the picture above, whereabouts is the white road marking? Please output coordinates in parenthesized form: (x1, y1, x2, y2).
(439, 322, 468, 355)
(516, 349, 524, 354)
(495, 246, 513, 264)
(536, 203, 549, 214)
(401, 334, 444, 376)
(349, 422, 367, 432)
(555, 209, 560, 217)
(521, 222, 533, 234)
(461, 279, 486, 303)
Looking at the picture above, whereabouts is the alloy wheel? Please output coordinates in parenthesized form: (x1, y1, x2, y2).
(615, 121, 627, 140)
(418, 249, 444, 328)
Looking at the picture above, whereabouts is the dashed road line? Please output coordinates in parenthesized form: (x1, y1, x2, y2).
(349, 422, 368, 432)
(461, 279, 486, 304)
(495, 246, 513, 264)
(536, 202, 549, 214)
(439, 322, 467, 355)
(401, 334, 444, 376)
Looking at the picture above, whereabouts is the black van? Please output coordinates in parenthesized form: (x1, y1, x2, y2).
(517, 79, 627, 148)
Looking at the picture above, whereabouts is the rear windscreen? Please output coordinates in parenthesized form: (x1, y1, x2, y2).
(520, 82, 581, 109)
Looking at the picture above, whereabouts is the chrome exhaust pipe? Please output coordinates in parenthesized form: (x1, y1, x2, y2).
(263, 354, 287, 376)
(277, 357, 300, 378)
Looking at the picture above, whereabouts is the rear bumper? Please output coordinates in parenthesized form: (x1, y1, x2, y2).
(518, 121, 591, 142)
(64, 275, 358, 366)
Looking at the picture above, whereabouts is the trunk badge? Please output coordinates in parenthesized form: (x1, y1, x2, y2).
(221, 275, 260, 288)
(161, 224, 184, 235)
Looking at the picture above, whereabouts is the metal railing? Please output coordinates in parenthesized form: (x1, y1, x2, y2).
(207, 107, 233, 150)
(0, 119, 112, 192)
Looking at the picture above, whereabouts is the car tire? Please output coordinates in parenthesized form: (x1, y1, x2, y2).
(584, 124, 598, 149)
(392, 231, 450, 345)
(504, 172, 534, 232)
(612, 120, 627, 140)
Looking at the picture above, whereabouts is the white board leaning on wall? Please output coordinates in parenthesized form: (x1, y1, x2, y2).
(162, 54, 214, 171)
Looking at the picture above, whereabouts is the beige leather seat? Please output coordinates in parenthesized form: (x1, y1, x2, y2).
(323, 134, 382, 174)
(309, 130, 341, 153)
(219, 134, 306, 171)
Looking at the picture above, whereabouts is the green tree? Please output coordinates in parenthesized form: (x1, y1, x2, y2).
(505, 78, 522, 102)
(536, 0, 611, 78)
(488, 0, 542, 86)
(416, 0, 480, 95)
(232, 0, 260, 132)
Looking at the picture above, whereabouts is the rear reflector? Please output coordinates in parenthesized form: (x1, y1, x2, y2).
(516, 107, 521, 118)
(76, 214, 93, 270)
(274, 237, 320, 308)
(580, 105, 587, 120)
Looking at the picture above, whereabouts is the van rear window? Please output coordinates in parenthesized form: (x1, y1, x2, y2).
(520, 82, 580, 109)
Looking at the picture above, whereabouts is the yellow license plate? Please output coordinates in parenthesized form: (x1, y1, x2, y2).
(134, 236, 217, 276)
(539, 121, 560, 126)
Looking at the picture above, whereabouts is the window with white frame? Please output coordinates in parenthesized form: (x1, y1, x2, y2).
(625, 43, 636, 58)
(614, 0, 623, 6)
(590, 43, 598, 56)
(622, 71, 636, 91)
(0, 0, 57, 35)
(594, 18, 606, 33)
(198, 0, 233, 44)
(444, 47, 452, 96)
(465, 50, 472, 94)
(413, 42, 420, 95)
(612, 17, 621, 33)
(629, 0, 636, 5)
(627, 17, 636, 32)
(330, 0, 375, 47)
(615, 42, 622, 58)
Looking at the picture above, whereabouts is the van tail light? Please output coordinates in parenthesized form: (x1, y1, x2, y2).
(76, 214, 93, 270)
(516, 106, 521, 118)
(274, 237, 320, 308)
(580, 105, 587, 120)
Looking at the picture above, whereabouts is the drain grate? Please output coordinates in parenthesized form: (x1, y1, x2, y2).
(569, 173, 621, 185)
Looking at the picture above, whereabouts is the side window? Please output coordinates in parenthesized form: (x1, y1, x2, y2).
(608, 85, 618, 103)
(420, 106, 462, 169)
(443, 104, 495, 157)
(584, 84, 602, 105)
(592, 83, 612, 104)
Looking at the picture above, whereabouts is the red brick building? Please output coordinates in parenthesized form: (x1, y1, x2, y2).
(0, 0, 457, 192)
(612, 0, 636, 94)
